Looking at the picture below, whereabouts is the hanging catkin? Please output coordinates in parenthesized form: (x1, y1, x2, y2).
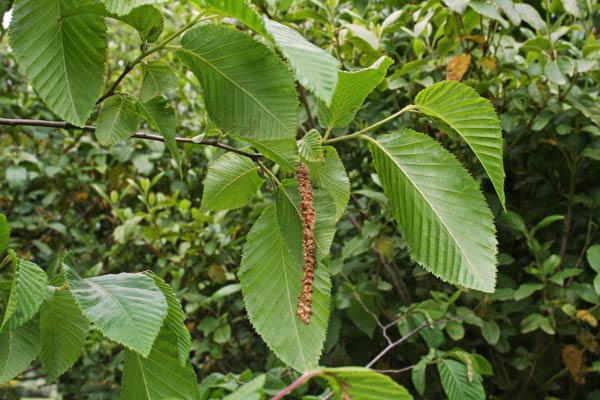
(297, 163, 316, 324)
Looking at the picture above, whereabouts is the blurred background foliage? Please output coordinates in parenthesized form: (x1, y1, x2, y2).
(1, 0, 600, 398)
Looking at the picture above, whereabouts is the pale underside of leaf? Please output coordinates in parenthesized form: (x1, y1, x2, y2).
(321, 367, 413, 400)
(63, 265, 167, 356)
(367, 130, 497, 292)
(103, 0, 167, 16)
(9, 0, 108, 126)
(95, 95, 140, 146)
(178, 24, 299, 141)
(414, 80, 505, 208)
(239, 206, 331, 372)
(243, 137, 298, 172)
(265, 18, 339, 106)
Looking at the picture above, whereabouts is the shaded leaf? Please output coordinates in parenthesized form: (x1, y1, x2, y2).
(0, 214, 9, 256)
(0, 319, 40, 384)
(96, 95, 140, 146)
(199, 0, 267, 35)
(118, 5, 163, 42)
(298, 129, 324, 162)
(320, 367, 413, 399)
(40, 290, 89, 382)
(136, 96, 180, 169)
(140, 61, 178, 101)
(244, 138, 298, 172)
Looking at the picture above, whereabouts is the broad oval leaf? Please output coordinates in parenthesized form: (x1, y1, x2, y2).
(367, 130, 497, 292)
(438, 358, 485, 400)
(414, 80, 505, 208)
(305, 146, 350, 222)
(0, 214, 9, 255)
(136, 96, 180, 169)
(1, 257, 48, 332)
(320, 367, 413, 400)
(118, 5, 164, 43)
(121, 330, 199, 400)
(178, 24, 299, 141)
(63, 265, 167, 356)
(243, 138, 299, 172)
(318, 56, 393, 129)
(96, 95, 140, 146)
(201, 152, 264, 211)
(239, 206, 331, 372)
(0, 318, 41, 384)
(103, 0, 166, 16)
(265, 18, 339, 105)
(9, 0, 108, 126)
(147, 274, 192, 366)
(40, 290, 89, 382)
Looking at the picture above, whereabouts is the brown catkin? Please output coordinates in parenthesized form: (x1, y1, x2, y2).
(297, 163, 316, 324)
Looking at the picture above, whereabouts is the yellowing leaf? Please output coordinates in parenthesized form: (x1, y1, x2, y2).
(561, 345, 585, 384)
(576, 310, 598, 327)
(482, 57, 498, 73)
(446, 54, 471, 81)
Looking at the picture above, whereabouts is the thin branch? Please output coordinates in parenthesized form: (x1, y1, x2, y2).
(299, 85, 316, 129)
(272, 370, 324, 400)
(0, 118, 261, 160)
(365, 321, 428, 368)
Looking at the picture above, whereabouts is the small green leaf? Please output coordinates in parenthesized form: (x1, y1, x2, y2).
(179, 24, 299, 141)
(412, 358, 428, 395)
(1, 256, 48, 332)
(136, 96, 180, 169)
(118, 5, 164, 42)
(147, 274, 192, 366)
(0, 214, 9, 255)
(9, 0, 108, 126)
(265, 18, 339, 105)
(305, 147, 350, 222)
(96, 95, 140, 146)
(121, 330, 200, 400)
(318, 56, 392, 129)
(438, 358, 485, 400)
(201, 152, 264, 211)
(103, 0, 167, 16)
(368, 130, 498, 292)
(320, 367, 413, 400)
(243, 138, 299, 172)
(239, 206, 331, 372)
(0, 318, 41, 384)
(587, 245, 600, 273)
(63, 264, 167, 356)
(514, 283, 544, 300)
(198, 0, 267, 35)
(223, 375, 266, 400)
(140, 61, 178, 101)
(40, 290, 89, 382)
(481, 320, 500, 345)
(414, 80, 505, 208)
(298, 129, 324, 162)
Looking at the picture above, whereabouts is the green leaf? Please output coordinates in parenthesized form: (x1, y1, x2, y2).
(243, 138, 299, 172)
(96, 95, 140, 146)
(9, 0, 108, 126)
(199, 0, 267, 35)
(179, 24, 299, 141)
(298, 129, 324, 162)
(438, 358, 485, 400)
(320, 367, 413, 400)
(318, 56, 393, 129)
(276, 180, 337, 261)
(514, 283, 544, 300)
(468, 1, 509, 28)
(121, 330, 200, 400)
(136, 96, 180, 169)
(40, 290, 89, 382)
(118, 5, 163, 43)
(586, 245, 600, 273)
(103, 0, 166, 16)
(147, 274, 192, 366)
(223, 375, 266, 400)
(414, 81, 505, 208)
(0, 214, 9, 256)
(0, 0, 12, 15)
(1, 256, 48, 332)
(63, 264, 167, 356)
(0, 319, 41, 384)
(367, 130, 498, 292)
(514, 3, 546, 32)
(201, 152, 264, 211)
(305, 147, 350, 222)
(481, 320, 500, 345)
(140, 61, 178, 102)
(239, 206, 331, 372)
(264, 19, 339, 106)
(412, 358, 428, 395)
